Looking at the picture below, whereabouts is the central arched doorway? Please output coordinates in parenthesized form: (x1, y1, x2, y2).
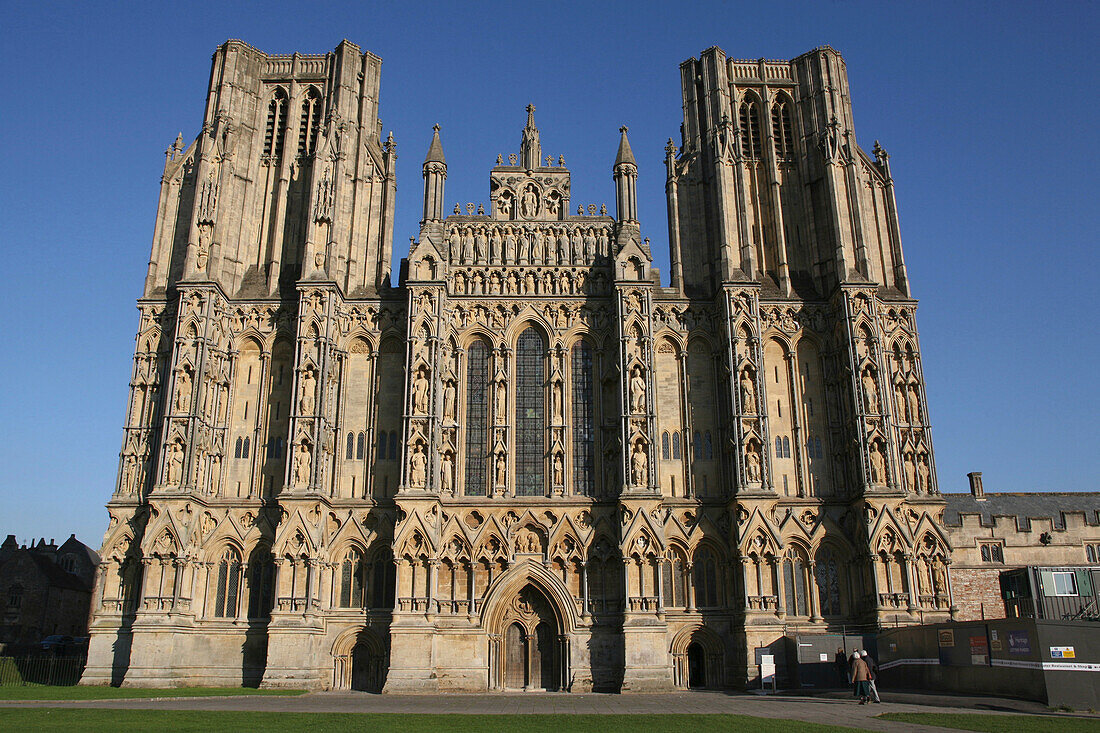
(333, 627, 388, 693)
(687, 642, 706, 688)
(500, 584, 561, 690)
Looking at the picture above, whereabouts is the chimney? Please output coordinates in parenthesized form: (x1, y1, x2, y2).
(968, 471, 985, 499)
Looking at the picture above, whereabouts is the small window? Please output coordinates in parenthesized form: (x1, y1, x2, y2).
(346, 432, 355, 460)
(661, 432, 670, 460)
(235, 437, 244, 459)
(8, 584, 23, 609)
(815, 437, 822, 460)
(775, 436, 783, 458)
(242, 437, 250, 459)
(782, 436, 791, 459)
(1086, 544, 1100, 563)
(274, 437, 284, 459)
(672, 432, 681, 460)
(389, 431, 400, 460)
(1052, 571, 1078, 596)
(378, 432, 388, 460)
(356, 432, 365, 460)
(693, 431, 702, 460)
(704, 431, 713, 460)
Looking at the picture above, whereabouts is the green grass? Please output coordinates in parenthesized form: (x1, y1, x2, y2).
(0, 712, 862, 732)
(878, 712, 1100, 733)
(0, 686, 306, 701)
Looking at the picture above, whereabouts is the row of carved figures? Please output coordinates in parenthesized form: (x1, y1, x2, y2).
(449, 267, 611, 297)
(444, 224, 613, 266)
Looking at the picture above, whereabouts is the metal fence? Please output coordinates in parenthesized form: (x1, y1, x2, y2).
(0, 656, 86, 687)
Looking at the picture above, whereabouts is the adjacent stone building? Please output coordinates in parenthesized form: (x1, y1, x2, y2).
(1, 535, 100, 651)
(943, 472, 1100, 621)
(83, 40, 957, 691)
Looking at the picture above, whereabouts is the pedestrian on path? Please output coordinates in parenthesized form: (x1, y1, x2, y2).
(835, 647, 850, 686)
(860, 650, 881, 703)
(850, 652, 872, 704)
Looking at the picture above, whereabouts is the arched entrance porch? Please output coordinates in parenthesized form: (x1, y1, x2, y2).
(332, 627, 388, 693)
(671, 625, 724, 689)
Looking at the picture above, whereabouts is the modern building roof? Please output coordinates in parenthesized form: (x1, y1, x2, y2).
(943, 492, 1100, 530)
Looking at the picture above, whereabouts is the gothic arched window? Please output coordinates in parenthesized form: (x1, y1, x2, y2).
(339, 548, 367, 608)
(214, 547, 242, 618)
(388, 431, 400, 460)
(464, 341, 490, 496)
(783, 547, 810, 617)
(775, 436, 783, 458)
(263, 88, 289, 160)
(298, 87, 323, 157)
(246, 547, 275, 620)
(704, 431, 714, 460)
(661, 432, 671, 460)
(739, 99, 762, 159)
(516, 328, 546, 496)
(661, 548, 689, 608)
(378, 431, 388, 461)
(771, 99, 794, 159)
(672, 431, 682, 459)
(370, 549, 396, 609)
(815, 546, 843, 616)
(782, 436, 791, 458)
(694, 430, 703, 460)
(356, 432, 365, 460)
(571, 340, 595, 496)
(242, 437, 250, 459)
(693, 548, 719, 608)
(346, 432, 355, 460)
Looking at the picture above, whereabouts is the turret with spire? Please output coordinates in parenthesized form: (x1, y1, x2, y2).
(422, 124, 447, 222)
(613, 126, 638, 222)
(520, 104, 541, 171)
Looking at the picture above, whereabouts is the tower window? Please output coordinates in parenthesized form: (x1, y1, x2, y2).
(515, 329, 546, 496)
(298, 88, 323, 157)
(771, 100, 794, 159)
(739, 99, 763, 159)
(571, 340, 595, 496)
(464, 341, 490, 495)
(263, 88, 289, 160)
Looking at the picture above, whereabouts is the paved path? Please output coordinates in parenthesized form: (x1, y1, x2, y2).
(0, 689, 1091, 732)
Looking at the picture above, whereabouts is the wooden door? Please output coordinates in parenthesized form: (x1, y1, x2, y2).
(688, 642, 706, 688)
(505, 622, 526, 689)
(535, 621, 558, 691)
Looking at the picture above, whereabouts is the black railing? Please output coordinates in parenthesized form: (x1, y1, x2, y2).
(0, 656, 86, 687)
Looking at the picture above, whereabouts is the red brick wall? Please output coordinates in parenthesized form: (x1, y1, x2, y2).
(952, 567, 1005, 620)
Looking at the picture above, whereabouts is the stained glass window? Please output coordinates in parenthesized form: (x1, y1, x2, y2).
(516, 329, 546, 496)
(571, 341, 595, 496)
(464, 342, 490, 496)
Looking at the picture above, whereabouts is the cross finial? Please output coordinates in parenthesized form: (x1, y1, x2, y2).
(619, 125, 628, 134)
(432, 123, 440, 133)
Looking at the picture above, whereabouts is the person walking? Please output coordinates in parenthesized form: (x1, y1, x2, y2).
(850, 651, 871, 704)
(835, 647, 850, 688)
(860, 650, 881, 703)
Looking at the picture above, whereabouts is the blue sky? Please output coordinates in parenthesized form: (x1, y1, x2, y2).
(1, 1, 1097, 548)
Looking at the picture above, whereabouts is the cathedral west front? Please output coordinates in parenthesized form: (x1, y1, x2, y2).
(82, 40, 956, 692)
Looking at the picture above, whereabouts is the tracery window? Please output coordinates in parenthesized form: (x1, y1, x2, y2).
(661, 432, 670, 460)
(672, 431, 681, 459)
(8, 584, 23, 609)
(515, 328, 546, 496)
(214, 547, 242, 618)
(1086, 543, 1100, 563)
(980, 543, 1004, 564)
(247, 548, 275, 620)
(263, 88, 288, 160)
(298, 87, 323, 157)
(464, 341, 490, 495)
(356, 432, 365, 460)
(661, 548, 689, 608)
(339, 548, 367, 608)
(346, 432, 355, 460)
(378, 432, 388, 461)
(235, 436, 250, 459)
(771, 100, 794, 159)
(693, 548, 719, 608)
(693, 430, 703, 460)
(783, 547, 809, 617)
(815, 547, 843, 616)
(739, 99, 762, 159)
(388, 431, 400, 460)
(704, 431, 714, 460)
(571, 340, 595, 496)
(370, 550, 396, 609)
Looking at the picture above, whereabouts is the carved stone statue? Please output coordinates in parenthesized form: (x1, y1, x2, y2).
(443, 380, 456, 421)
(908, 385, 921, 424)
(740, 370, 756, 413)
(918, 454, 931, 492)
(905, 452, 918, 492)
(895, 382, 908, 422)
(474, 228, 486, 263)
(553, 452, 564, 486)
(174, 369, 191, 413)
(870, 441, 886, 484)
(460, 227, 473, 263)
(294, 444, 311, 488)
(441, 451, 454, 493)
(495, 453, 506, 486)
(504, 228, 516, 262)
(631, 442, 648, 486)
(495, 379, 507, 423)
(551, 381, 563, 422)
(299, 367, 316, 414)
(630, 367, 647, 414)
(166, 441, 183, 484)
(413, 368, 430, 414)
(521, 185, 538, 218)
(410, 443, 427, 487)
(932, 561, 947, 595)
(862, 369, 879, 413)
(746, 446, 762, 482)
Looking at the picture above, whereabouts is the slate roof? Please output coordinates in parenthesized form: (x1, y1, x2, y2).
(943, 492, 1100, 530)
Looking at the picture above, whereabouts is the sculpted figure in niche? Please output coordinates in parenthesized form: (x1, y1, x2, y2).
(740, 369, 756, 413)
(519, 228, 531, 263)
(631, 442, 648, 486)
(524, 271, 536, 294)
(531, 228, 543, 263)
(746, 444, 762, 482)
(862, 368, 879, 413)
(299, 367, 316, 414)
(521, 185, 539, 218)
(122, 456, 137, 494)
(410, 443, 427, 487)
(473, 228, 486, 263)
(209, 454, 221, 495)
(442, 380, 456, 421)
(908, 385, 921, 424)
(447, 228, 460, 261)
(553, 452, 564, 486)
(498, 193, 512, 218)
(294, 444, 311, 488)
(413, 367, 430, 414)
(166, 440, 184, 484)
(870, 441, 886, 484)
(630, 366, 647, 414)
(583, 228, 596, 260)
(895, 382, 908, 422)
(490, 228, 502, 263)
(556, 229, 568, 265)
(551, 381, 563, 422)
(932, 561, 947, 595)
(460, 227, 473, 263)
(905, 452, 918, 492)
(441, 451, 454, 493)
(917, 454, 931, 492)
(504, 227, 516, 263)
(174, 369, 192, 413)
(495, 452, 506, 486)
(570, 229, 582, 264)
(495, 379, 507, 424)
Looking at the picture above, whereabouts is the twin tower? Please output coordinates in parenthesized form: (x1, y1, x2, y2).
(84, 39, 951, 692)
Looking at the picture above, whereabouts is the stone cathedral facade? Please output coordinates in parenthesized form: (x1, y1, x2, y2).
(83, 40, 957, 692)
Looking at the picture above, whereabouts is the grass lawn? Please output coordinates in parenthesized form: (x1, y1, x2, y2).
(0, 686, 305, 701)
(878, 712, 1100, 733)
(0, 711, 862, 732)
